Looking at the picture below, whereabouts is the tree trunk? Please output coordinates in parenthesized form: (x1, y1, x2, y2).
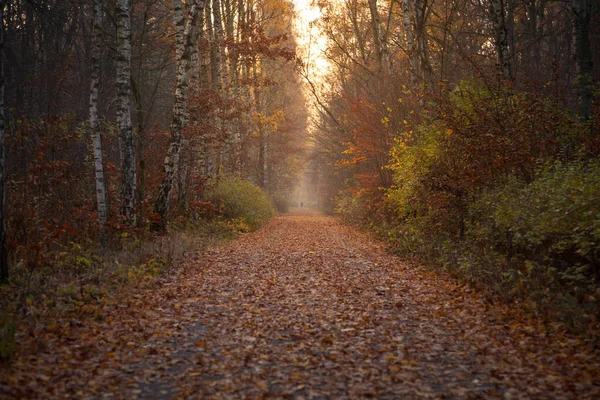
(152, 0, 203, 232)
(89, 0, 108, 242)
(571, 0, 594, 120)
(367, 0, 390, 79)
(252, 61, 268, 189)
(237, 0, 249, 174)
(173, 0, 191, 202)
(222, 0, 236, 172)
(211, 0, 223, 93)
(400, 0, 420, 88)
(173, 0, 184, 60)
(223, 0, 241, 174)
(116, 0, 136, 224)
(212, 0, 229, 174)
(414, 0, 433, 86)
(203, 0, 217, 177)
(349, 0, 367, 63)
(490, 0, 512, 80)
(189, 17, 201, 93)
(198, 10, 210, 88)
(0, 0, 7, 283)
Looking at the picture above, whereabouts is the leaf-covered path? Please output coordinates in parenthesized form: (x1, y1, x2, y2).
(3, 209, 599, 399)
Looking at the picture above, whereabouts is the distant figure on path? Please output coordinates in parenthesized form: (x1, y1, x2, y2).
(301, 201, 304, 208)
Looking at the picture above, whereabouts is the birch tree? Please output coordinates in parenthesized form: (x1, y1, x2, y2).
(212, 0, 228, 173)
(116, 0, 136, 224)
(89, 0, 108, 240)
(490, 0, 512, 80)
(367, 0, 390, 80)
(152, 0, 204, 231)
(399, 0, 433, 88)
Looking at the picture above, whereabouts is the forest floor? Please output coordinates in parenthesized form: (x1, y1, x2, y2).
(2, 209, 599, 399)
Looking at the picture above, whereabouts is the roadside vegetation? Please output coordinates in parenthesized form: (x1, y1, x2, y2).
(0, 177, 276, 363)
(333, 81, 600, 334)
(302, 1, 599, 337)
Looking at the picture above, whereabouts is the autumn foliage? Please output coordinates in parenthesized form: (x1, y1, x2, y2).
(305, 0, 600, 332)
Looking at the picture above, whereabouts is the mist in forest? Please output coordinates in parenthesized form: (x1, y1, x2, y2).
(0, 1, 599, 397)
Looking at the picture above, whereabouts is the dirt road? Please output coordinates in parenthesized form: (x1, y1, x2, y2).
(3, 209, 599, 399)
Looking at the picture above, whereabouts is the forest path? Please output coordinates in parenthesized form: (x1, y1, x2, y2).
(4, 209, 599, 399)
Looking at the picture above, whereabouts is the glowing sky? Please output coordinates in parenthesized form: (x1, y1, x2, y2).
(292, 0, 330, 76)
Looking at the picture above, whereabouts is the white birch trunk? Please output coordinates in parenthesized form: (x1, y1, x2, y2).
(212, 0, 223, 93)
(89, 0, 108, 235)
(252, 62, 268, 189)
(174, 0, 192, 200)
(189, 22, 201, 93)
(490, 0, 512, 80)
(173, 0, 184, 60)
(184, 0, 201, 94)
(232, 0, 250, 175)
(222, 0, 235, 172)
(212, 0, 229, 174)
(116, 0, 136, 224)
(152, 0, 203, 231)
(203, 0, 217, 177)
(368, 0, 390, 79)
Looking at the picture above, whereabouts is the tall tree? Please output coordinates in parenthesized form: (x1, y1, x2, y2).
(368, 0, 390, 79)
(89, 0, 108, 240)
(0, 0, 7, 283)
(571, 0, 594, 120)
(212, 0, 227, 173)
(490, 0, 512, 79)
(152, 0, 204, 231)
(399, 0, 420, 88)
(116, 0, 136, 224)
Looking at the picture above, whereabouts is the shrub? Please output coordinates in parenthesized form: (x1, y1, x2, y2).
(476, 160, 600, 279)
(335, 187, 382, 227)
(386, 79, 583, 244)
(381, 78, 599, 331)
(207, 177, 275, 231)
(448, 160, 600, 327)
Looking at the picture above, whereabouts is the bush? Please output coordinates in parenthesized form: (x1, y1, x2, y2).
(208, 177, 275, 231)
(386, 79, 583, 243)
(476, 160, 600, 279)
(446, 160, 600, 327)
(335, 187, 382, 227)
(381, 78, 599, 331)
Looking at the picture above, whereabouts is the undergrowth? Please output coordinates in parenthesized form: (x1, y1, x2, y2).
(1, 176, 277, 363)
(337, 80, 600, 337)
(0, 230, 201, 363)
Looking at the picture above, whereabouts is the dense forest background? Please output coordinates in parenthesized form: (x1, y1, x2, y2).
(0, 0, 308, 275)
(0, 0, 599, 361)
